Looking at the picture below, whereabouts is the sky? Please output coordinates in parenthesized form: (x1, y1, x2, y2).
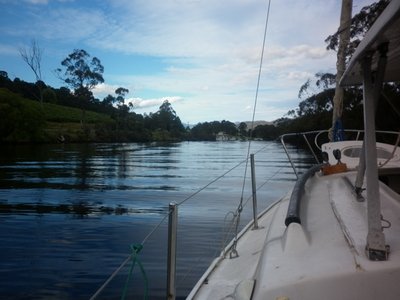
(0, 0, 373, 125)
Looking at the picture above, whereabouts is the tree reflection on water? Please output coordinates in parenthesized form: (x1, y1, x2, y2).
(0, 201, 167, 217)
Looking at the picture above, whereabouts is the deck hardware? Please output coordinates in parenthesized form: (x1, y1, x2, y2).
(333, 149, 342, 163)
(381, 215, 391, 229)
(229, 247, 239, 259)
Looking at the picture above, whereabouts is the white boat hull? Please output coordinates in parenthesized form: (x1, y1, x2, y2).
(189, 170, 400, 299)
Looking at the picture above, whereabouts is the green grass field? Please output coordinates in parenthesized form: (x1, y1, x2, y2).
(0, 88, 115, 142)
(0, 88, 113, 123)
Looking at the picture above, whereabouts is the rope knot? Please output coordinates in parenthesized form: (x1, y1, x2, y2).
(121, 243, 148, 300)
(131, 243, 143, 254)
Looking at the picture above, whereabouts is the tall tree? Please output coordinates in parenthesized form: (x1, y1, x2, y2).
(148, 100, 185, 139)
(238, 122, 248, 137)
(115, 87, 129, 108)
(19, 39, 44, 104)
(55, 49, 104, 125)
(56, 49, 104, 94)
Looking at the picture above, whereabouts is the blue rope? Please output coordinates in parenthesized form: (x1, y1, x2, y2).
(333, 119, 344, 142)
(121, 243, 148, 300)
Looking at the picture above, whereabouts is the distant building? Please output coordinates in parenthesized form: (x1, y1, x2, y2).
(216, 132, 237, 141)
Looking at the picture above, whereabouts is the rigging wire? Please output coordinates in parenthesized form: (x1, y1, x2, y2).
(231, 0, 272, 255)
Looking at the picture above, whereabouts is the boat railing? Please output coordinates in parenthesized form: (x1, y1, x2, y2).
(280, 129, 400, 178)
(281, 129, 400, 230)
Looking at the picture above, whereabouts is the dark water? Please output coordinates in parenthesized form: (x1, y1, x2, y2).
(0, 141, 312, 299)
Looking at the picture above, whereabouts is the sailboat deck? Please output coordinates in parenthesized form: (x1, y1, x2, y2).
(190, 170, 400, 299)
(187, 196, 286, 299)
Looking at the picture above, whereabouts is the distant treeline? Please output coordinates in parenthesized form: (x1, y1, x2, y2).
(1, 71, 399, 144)
(0, 72, 258, 143)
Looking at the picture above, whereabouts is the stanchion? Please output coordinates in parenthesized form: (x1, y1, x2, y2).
(167, 202, 178, 300)
(250, 154, 259, 229)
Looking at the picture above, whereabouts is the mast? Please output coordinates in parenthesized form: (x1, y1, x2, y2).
(331, 0, 352, 141)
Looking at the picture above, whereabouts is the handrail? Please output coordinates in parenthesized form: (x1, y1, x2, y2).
(280, 130, 327, 177)
(285, 164, 326, 226)
(280, 129, 400, 177)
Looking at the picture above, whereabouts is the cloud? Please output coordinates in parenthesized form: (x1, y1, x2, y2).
(24, 0, 48, 4)
(128, 96, 183, 110)
(93, 82, 184, 112)
(286, 71, 313, 81)
(0, 43, 17, 55)
(3, 6, 111, 42)
(267, 45, 329, 60)
(93, 83, 118, 98)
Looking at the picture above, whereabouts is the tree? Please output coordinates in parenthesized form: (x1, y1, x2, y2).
(115, 87, 129, 108)
(55, 49, 104, 125)
(0, 70, 8, 79)
(325, 0, 390, 59)
(253, 124, 278, 140)
(146, 100, 185, 140)
(102, 94, 116, 109)
(0, 89, 45, 142)
(56, 49, 104, 93)
(19, 39, 44, 104)
(238, 122, 248, 137)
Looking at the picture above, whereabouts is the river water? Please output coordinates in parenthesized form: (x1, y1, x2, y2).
(0, 141, 312, 299)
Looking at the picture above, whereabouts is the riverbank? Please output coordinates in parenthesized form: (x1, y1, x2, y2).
(0, 88, 184, 143)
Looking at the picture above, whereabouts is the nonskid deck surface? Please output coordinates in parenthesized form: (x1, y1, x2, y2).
(188, 197, 287, 299)
(191, 171, 400, 299)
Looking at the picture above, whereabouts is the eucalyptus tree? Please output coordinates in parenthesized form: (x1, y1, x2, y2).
(115, 87, 129, 108)
(55, 49, 104, 125)
(146, 100, 185, 139)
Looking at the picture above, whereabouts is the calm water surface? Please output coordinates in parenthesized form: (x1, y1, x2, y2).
(0, 141, 312, 299)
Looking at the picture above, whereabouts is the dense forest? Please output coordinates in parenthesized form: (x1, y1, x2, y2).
(1, 0, 399, 144)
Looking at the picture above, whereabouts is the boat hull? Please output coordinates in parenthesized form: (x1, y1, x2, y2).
(189, 170, 400, 299)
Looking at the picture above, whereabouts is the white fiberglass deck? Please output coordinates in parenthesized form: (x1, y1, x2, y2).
(189, 171, 400, 299)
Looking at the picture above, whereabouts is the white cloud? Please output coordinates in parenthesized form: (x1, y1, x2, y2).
(286, 71, 313, 81)
(93, 83, 116, 95)
(0, 43, 17, 55)
(128, 96, 183, 110)
(24, 0, 48, 4)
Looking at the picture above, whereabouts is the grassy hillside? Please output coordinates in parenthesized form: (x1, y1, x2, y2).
(0, 88, 115, 143)
(41, 101, 113, 124)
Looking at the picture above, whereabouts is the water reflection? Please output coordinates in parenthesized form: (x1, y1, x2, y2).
(0, 143, 187, 192)
(0, 201, 167, 217)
